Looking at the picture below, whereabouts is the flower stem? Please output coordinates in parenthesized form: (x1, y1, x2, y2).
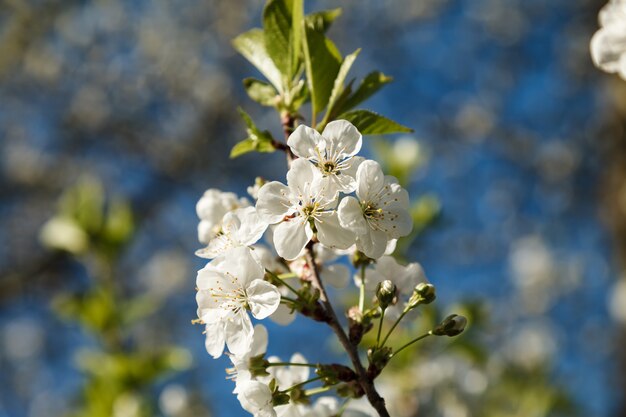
(267, 362, 318, 368)
(391, 332, 432, 358)
(304, 242, 390, 417)
(304, 385, 333, 396)
(284, 376, 323, 392)
(380, 309, 408, 348)
(376, 307, 386, 348)
(267, 269, 300, 296)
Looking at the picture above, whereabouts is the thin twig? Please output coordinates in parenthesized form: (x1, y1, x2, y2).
(304, 243, 390, 417)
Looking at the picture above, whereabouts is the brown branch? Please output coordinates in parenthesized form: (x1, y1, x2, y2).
(304, 242, 390, 417)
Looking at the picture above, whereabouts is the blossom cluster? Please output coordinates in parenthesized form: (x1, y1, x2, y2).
(591, 0, 626, 79)
(193, 120, 463, 416)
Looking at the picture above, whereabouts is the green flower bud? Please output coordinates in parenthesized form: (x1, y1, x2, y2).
(376, 280, 396, 309)
(407, 283, 436, 310)
(432, 314, 467, 337)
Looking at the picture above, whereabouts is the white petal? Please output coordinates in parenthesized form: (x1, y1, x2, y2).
(236, 207, 269, 246)
(356, 160, 385, 201)
(287, 124, 324, 159)
(287, 158, 318, 192)
(247, 279, 281, 319)
(316, 212, 355, 250)
(321, 120, 363, 158)
(380, 207, 413, 239)
(288, 353, 310, 384)
(337, 196, 368, 235)
(236, 380, 276, 417)
(384, 239, 397, 255)
(249, 324, 269, 357)
(322, 264, 350, 288)
(195, 234, 233, 259)
(357, 228, 388, 259)
(197, 220, 213, 244)
(591, 24, 626, 73)
(363, 267, 386, 292)
(214, 246, 265, 288)
(225, 311, 254, 356)
(204, 321, 226, 358)
(274, 219, 312, 260)
(270, 303, 297, 326)
(257, 182, 292, 224)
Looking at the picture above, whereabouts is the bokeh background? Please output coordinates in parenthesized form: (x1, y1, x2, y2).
(2, 0, 626, 416)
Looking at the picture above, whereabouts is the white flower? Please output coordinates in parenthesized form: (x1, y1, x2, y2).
(236, 379, 276, 417)
(196, 189, 250, 244)
(268, 354, 311, 417)
(287, 120, 363, 194)
(196, 207, 268, 259)
(358, 256, 427, 318)
(196, 247, 280, 357)
(591, 0, 626, 79)
(229, 324, 269, 391)
(256, 159, 355, 260)
(338, 160, 412, 259)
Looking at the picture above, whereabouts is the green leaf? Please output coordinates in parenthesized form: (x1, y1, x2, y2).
(321, 48, 360, 127)
(233, 29, 283, 91)
(291, 0, 303, 74)
(337, 110, 413, 135)
(336, 71, 393, 114)
(302, 22, 341, 118)
(305, 8, 342, 32)
(231, 109, 277, 158)
(263, 0, 292, 77)
(243, 78, 279, 106)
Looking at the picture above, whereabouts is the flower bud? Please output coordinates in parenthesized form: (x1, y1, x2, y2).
(432, 314, 467, 337)
(376, 280, 396, 309)
(407, 283, 436, 310)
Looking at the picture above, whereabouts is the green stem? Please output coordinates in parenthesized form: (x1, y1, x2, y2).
(391, 332, 432, 357)
(267, 269, 299, 296)
(304, 385, 333, 396)
(267, 362, 318, 368)
(380, 309, 408, 348)
(280, 295, 299, 304)
(284, 376, 323, 392)
(376, 307, 386, 348)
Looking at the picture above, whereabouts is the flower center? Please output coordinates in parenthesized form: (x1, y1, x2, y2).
(362, 203, 383, 219)
(322, 161, 337, 174)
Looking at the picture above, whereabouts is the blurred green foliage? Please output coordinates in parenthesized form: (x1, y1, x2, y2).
(40, 178, 192, 417)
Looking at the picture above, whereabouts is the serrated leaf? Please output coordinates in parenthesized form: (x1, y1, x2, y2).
(243, 78, 278, 106)
(337, 110, 413, 135)
(233, 29, 283, 91)
(336, 71, 393, 115)
(305, 8, 342, 32)
(302, 23, 341, 118)
(321, 48, 360, 127)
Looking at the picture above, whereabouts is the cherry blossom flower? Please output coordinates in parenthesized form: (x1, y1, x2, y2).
(337, 160, 412, 259)
(256, 159, 355, 260)
(591, 0, 626, 79)
(236, 379, 276, 417)
(195, 207, 268, 259)
(228, 324, 269, 391)
(196, 189, 250, 244)
(287, 120, 363, 194)
(196, 247, 280, 357)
